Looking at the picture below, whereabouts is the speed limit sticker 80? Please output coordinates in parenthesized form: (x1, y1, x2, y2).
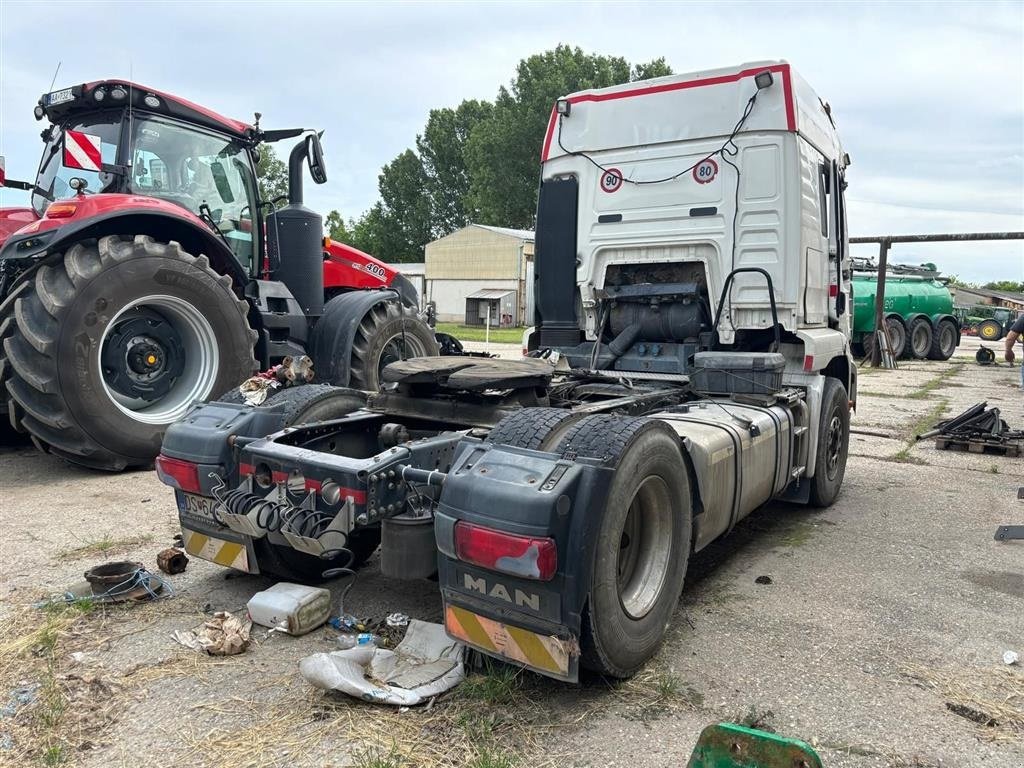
(692, 158, 718, 184)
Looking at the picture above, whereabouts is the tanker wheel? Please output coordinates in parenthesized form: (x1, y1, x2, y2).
(554, 415, 691, 678)
(3, 235, 257, 470)
(218, 384, 379, 583)
(927, 319, 959, 361)
(808, 377, 849, 508)
(884, 316, 908, 359)
(907, 317, 934, 360)
(977, 319, 1003, 342)
(349, 301, 439, 391)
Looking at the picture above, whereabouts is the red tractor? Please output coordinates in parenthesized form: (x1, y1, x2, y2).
(0, 81, 443, 470)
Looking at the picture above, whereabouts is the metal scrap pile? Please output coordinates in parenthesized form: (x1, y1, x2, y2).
(918, 402, 1024, 456)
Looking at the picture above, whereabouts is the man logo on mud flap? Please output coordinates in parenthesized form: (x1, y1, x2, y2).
(463, 574, 541, 612)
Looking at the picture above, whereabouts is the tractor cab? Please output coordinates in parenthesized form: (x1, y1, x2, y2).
(26, 81, 263, 271)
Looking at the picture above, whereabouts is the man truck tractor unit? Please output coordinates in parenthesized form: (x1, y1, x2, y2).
(0, 82, 441, 470)
(158, 61, 856, 682)
(849, 261, 960, 360)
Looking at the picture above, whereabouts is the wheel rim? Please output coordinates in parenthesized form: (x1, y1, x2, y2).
(616, 475, 673, 619)
(912, 325, 930, 356)
(99, 295, 219, 425)
(377, 331, 430, 380)
(886, 320, 905, 353)
(941, 324, 957, 355)
(980, 323, 998, 340)
(825, 411, 843, 480)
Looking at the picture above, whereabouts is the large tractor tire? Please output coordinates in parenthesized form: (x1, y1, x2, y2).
(217, 384, 377, 583)
(349, 301, 438, 391)
(977, 319, 1003, 342)
(310, 294, 439, 392)
(808, 377, 850, 508)
(3, 235, 257, 470)
(554, 414, 692, 678)
(927, 318, 959, 361)
(906, 317, 934, 360)
(863, 315, 907, 361)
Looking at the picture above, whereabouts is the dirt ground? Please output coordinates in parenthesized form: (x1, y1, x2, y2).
(0, 337, 1021, 768)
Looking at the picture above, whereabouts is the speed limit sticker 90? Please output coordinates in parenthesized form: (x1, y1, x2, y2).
(692, 158, 718, 184)
(599, 167, 623, 193)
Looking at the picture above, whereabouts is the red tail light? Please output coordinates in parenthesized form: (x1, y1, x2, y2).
(155, 455, 201, 494)
(454, 521, 557, 581)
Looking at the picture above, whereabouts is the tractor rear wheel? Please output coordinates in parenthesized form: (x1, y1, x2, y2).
(3, 235, 257, 470)
(977, 319, 1003, 342)
(348, 301, 438, 391)
(927, 318, 959, 361)
(907, 317, 933, 359)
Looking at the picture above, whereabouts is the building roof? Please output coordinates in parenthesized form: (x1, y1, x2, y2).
(466, 288, 516, 300)
(952, 285, 1024, 305)
(471, 224, 534, 241)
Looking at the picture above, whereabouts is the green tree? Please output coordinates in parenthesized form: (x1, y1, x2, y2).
(417, 99, 494, 234)
(982, 280, 1024, 293)
(255, 146, 288, 203)
(324, 210, 351, 242)
(464, 45, 673, 228)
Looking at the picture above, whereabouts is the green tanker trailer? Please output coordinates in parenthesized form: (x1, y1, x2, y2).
(851, 268, 960, 360)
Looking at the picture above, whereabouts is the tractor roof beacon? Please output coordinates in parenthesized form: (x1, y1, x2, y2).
(0, 80, 439, 470)
(156, 61, 857, 683)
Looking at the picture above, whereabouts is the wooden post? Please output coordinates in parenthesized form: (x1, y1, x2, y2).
(870, 239, 890, 367)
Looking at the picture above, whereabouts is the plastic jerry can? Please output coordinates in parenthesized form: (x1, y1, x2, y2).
(246, 582, 332, 635)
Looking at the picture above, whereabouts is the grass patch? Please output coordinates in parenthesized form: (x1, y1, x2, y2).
(57, 533, 154, 560)
(906, 363, 965, 400)
(890, 448, 928, 465)
(435, 323, 523, 344)
(989, 464, 1000, 474)
(352, 745, 406, 768)
(901, 663, 1023, 740)
(459, 662, 524, 706)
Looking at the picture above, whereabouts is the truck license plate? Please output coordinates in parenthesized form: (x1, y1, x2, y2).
(177, 492, 217, 521)
(46, 87, 75, 106)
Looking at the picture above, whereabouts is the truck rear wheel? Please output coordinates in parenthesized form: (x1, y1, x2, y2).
(907, 317, 933, 359)
(977, 319, 1003, 342)
(808, 377, 849, 508)
(555, 415, 692, 678)
(927, 318, 958, 361)
(487, 407, 585, 451)
(349, 302, 439, 391)
(3, 236, 256, 470)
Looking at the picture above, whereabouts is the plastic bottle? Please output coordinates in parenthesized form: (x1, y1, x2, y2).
(336, 632, 380, 650)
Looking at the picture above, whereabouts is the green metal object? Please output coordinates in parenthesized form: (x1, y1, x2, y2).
(851, 273, 954, 335)
(687, 723, 823, 768)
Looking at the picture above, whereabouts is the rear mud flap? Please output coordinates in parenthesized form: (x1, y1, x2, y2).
(181, 527, 257, 573)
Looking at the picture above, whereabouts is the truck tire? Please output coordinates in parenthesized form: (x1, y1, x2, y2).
(927, 318, 959, 361)
(808, 377, 849, 508)
(216, 384, 376, 583)
(977, 319, 1003, 342)
(884, 315, 908, 359)
(906, 317, 933, 359)
(3, 236, 256, 470)
(349, 302, 439, 391)
(487, 407, 585, 451)
(555, 415, 691, 678)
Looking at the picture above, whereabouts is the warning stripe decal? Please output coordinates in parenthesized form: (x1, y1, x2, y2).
(63, 130, 102, 172)
(445, 605, 570, 676)
(182, 529, 249, 572)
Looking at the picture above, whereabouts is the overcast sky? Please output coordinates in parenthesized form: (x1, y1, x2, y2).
(1, 1, 1021, 282)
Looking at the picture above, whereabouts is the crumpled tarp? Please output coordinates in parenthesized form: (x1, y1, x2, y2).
(299, 619, 464, 706)
(173, 611, 252, 656)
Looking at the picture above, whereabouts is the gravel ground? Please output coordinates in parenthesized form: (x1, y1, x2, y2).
(0, 337, 1020, 768)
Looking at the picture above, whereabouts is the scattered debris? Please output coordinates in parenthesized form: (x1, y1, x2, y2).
(156, 547, 189, 575)
(946, 701, 997, 727)
(1004, 650, 1020, 666)
(755, 575, 773, 585)
(386, 612, 410, 628)
(247, 583, 331, 635)
(300, 619, 464, 706)
(976, 346, 996, 366)
(173, 611, 252, 656)
(40, 561, 171, 606)
(238, 355, 315, 405)
(917, 401, 1023, 457)
(336, 632, 381, 650)
(328, 614, 366, 632)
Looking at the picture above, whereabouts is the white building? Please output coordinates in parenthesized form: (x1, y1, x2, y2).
(423, 224, 534, 326)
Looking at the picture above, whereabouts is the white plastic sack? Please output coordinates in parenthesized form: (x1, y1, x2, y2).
(299, 619, 464, 706)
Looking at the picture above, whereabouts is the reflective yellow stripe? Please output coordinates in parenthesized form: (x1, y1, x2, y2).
(445, 605, 570, 676)
(181, 529, 250, 572)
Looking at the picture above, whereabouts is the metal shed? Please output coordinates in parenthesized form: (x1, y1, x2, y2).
(464, 288, 517, 327)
